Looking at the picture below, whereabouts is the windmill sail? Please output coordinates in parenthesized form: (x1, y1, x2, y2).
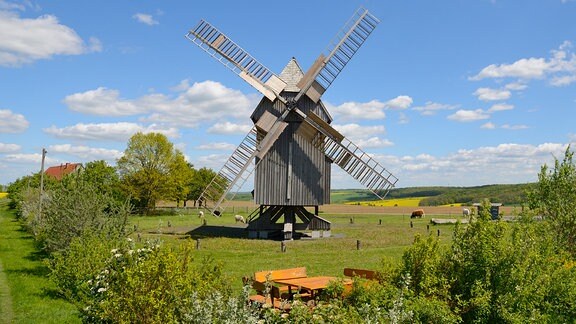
(197, 127, 259, 215)
(186, 20, 286, 102)
(298, 111, 398, 198)
(296, 7, 380, 103)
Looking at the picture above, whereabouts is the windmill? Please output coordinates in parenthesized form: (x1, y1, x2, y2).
(186, 7, 398, 239)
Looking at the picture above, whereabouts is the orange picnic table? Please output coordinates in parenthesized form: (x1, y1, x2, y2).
(274, 276, 352, 299)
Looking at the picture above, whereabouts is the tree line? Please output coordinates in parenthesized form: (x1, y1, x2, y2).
(8, 132, 222, 217)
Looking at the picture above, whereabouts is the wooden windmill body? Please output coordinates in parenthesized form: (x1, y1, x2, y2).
(187, 8, 398, 239)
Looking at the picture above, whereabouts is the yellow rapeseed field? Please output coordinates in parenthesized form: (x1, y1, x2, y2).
(346, 197, 425, 207)
(0, 192, 7, 199)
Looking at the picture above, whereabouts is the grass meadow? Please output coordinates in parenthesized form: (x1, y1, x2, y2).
(131, 204, 463, 290)
(1, 198, 483, 321)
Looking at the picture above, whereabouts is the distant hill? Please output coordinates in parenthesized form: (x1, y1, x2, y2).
(382, 183, 536, 206)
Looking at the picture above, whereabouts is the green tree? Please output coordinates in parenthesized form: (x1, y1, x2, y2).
(528, 146, 576, 255)
(187, 167, 225, 207)
(117, 132, 183, 213)
(83, 160, 126, 202)
(169, 155, 194, 207)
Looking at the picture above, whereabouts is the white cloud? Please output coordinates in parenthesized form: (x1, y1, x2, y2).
(139, 81, 255, 127)
(328, 96, 413, 121)
(0, 142, 20, 153)
(332, 123, 385, 139)
(329, 100, 386, 120)
(472, 58, 550, 80)
(0, 10, 101, 67)
(471, 41, 576, 87)
(1, 152, 56, 164)
(473, 87, 511, 101)
(501, 124, 529, 130)
(505, 82, 528, 91)
(481, 122, 496, 129)
(384, 95, 413, 110)
(48, 144, 123, 160)
(207, 122, 252, 135)
(63, 81, 254, 127)
(43, 122, 180, 141)
(412, 101, 458, 116)
(196, 142, 236, 151)
(447, 109, 490, 122)
(488, 103, 514, 112)
(354, 137, 394, 148)
(332, 123, 391, 148)
(133, 13, 158, 26)
(371, 143, 568, 187)
(550, 75, 576, 87)
(63, 87, 143, 116)
(0, 109, 29, 133)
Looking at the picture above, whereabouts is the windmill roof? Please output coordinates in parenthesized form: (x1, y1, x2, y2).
(278, 57, 304, 92)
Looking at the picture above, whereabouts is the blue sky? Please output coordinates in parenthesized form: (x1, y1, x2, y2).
(1, 0, 575, 189)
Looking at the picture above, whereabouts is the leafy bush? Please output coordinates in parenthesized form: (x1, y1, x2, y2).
(49, 233, 129, 303)
(82, 241, 232, 323)
(32, 177, 130, 253)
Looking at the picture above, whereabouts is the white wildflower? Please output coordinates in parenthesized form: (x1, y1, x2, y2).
(97, 287, 107, 293)
(114, 253, 122, 258)
(110, 248, 119, 254)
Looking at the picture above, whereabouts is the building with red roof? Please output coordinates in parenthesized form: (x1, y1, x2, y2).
(44, 163, 83, 180)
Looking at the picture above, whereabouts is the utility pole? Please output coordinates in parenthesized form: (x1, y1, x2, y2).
(39, 148, 47, 220)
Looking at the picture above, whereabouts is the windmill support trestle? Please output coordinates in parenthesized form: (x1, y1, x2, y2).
(246, 205, 331, 240)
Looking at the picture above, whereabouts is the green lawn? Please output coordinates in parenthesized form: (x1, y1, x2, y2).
(0, 201, 457, 322)
(0, 199, 80, 324)
(129, 208, 456, 289)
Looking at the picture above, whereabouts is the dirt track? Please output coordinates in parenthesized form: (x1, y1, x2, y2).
(168, 200, 519, 216)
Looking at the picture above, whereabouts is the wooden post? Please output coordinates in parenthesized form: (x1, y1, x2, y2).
(281, 241, 286, 253)
(437, 229, 440, 237)
(427, 224, 430, 233)
(356, 240, 361, 250)
(350, 217, 354, 224)
(38, 148, 47, 221)
(202, 219, 207, 226)
(410, 221, 413, 228)
(196, 239, 201, 250)
(379, 219, 382, 225)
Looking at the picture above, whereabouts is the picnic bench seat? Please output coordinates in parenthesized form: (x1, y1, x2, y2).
(248, 280, 291, 311)
(343, 268, 377, 280)
(253, 267, 311, 298)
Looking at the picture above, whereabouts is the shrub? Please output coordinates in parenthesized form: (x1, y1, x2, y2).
(31, 177, 129, 253)
(83, 241, 232, 323)
(48, 233, 129, 304)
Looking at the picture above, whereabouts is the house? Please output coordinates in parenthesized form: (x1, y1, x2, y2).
(44, 163, 82, 180)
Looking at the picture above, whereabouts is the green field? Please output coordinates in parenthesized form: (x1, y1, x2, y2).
(1, 200, 459, 321)
(129, 207, 456, 289)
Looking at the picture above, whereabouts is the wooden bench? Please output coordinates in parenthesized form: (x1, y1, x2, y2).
(343, 268, 377, 280)
(253, 267, 310, 298)
(248, 281, 291, 311)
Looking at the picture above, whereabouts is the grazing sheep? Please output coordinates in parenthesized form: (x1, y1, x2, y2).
(462, 208, 471, 217)
(198, 210, 204, 218)
(234, 214, 245, 223)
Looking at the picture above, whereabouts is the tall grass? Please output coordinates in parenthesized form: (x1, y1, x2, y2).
(0, 199, 80, 323)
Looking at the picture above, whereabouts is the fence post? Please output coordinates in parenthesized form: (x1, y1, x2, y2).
(356, 240, 361, 250)
(281, 241, 286, 253)
(196, 239, 201, 250)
